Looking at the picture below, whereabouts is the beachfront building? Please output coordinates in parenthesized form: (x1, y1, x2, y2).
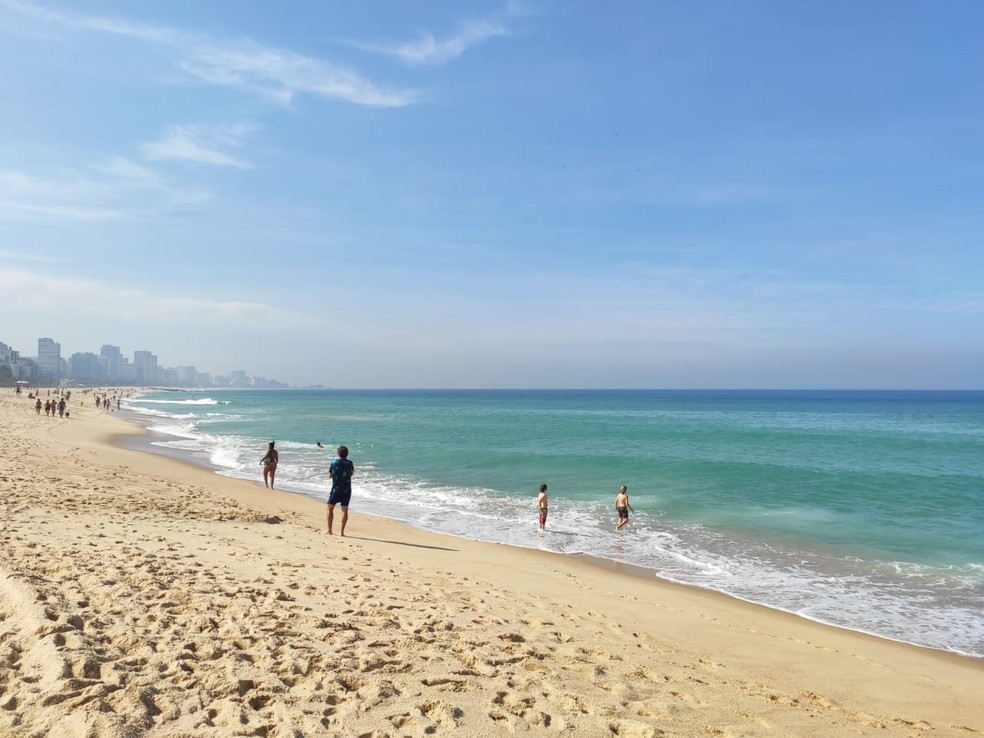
(118, 363, 138, 384)
(174, 366, 197, 385)
(2, 338, 282, 388)
(0, 342, 18, 385)
(100, 345, 125, 381)
(133, 350, 159, 385)
(0, 341, 38, 384)
(37, 337, 61, 384)
(251, 376, 289, 389)
(70, 352, 105, 384)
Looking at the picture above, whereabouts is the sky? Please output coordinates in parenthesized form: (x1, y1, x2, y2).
(1, 0, 982, 389)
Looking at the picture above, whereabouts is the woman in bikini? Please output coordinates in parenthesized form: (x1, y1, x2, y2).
(260, 441, 279, 489)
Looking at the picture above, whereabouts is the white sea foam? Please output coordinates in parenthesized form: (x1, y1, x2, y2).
(133, 398, 219, 405)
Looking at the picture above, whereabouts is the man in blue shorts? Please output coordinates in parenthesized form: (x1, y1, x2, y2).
(325, 445, 355, 536)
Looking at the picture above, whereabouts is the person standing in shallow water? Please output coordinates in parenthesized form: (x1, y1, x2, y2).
(537, 483, 549, 531)
(260, 441, 279, 489)
(325, 445, 355, 537)
(615, 485, 634, 530)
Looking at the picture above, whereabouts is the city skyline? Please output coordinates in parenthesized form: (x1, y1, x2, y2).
(1, 335, 287, 388)
(1, 2, 982, 389)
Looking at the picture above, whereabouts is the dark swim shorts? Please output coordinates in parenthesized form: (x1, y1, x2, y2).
(617, 506, 629, 519)
(328, 489, 351, 507)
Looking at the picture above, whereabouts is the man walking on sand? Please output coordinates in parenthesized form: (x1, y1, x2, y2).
(325, 445, 355, 536)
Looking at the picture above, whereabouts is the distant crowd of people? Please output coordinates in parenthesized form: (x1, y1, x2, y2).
(23, 388, 72, 418)
(20, 386, 126, 420)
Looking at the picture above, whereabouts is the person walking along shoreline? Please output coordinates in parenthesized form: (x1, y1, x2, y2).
(260, 441, 279, 488)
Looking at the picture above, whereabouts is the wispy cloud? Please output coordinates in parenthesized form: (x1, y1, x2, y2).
(98, 156, 211, 206)
(0, 269, 287, 324)
(0, 0, 175, 42)
(0, 268, 308, 373)
(0, 249, 69, 264)
(99, 157, 161, 183)
(142, 124, 252, 168)
(0, 169, 123, 221)
(1, 0, 417, 107)
(0, 160, 210, 222)
(180, 41, 418, 107)
(0, 200, 123, 220)
(350, 18, 509, 66)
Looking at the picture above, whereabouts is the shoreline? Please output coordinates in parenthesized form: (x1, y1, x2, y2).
(3, 390, 982, 737)
(115, 404, 983, 663)
(105, 412, 984, 669)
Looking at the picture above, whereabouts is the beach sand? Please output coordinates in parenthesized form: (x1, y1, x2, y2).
(1, 391, 982, 738)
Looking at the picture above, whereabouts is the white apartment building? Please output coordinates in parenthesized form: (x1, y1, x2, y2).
(37, 337, 61, 382)
(100, 345, 124, 381)
(133, 350, 159, 384)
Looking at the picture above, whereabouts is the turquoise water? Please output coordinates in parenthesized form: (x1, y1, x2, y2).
(126, 389, 984, 657)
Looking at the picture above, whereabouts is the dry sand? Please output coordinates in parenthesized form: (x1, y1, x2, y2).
(1, 390, 982, 738)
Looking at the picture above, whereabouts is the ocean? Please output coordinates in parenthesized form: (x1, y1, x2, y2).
(122, 389, 984, 658)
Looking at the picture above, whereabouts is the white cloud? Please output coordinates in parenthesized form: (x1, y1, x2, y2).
(2, 0, 417, 107)
(0, 160, 210, 222)
(0, 269, 326, 380)
(351, 18, 509, 66)
(0, 169, 122, 221)
(0, 200, 122, 220)
(142, 124, 252, 168)
(180, 41, 418, 107)
(99, 157, 160, 182)
(0, 269, 288, 325)
(0, 0, 175, 43)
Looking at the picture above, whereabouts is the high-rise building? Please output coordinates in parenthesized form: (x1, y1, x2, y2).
(172, 366, 197, 385)
(133, 350, 159, 385)
(229, 369, 249, 388)
(2, 342, 36, 382)
(100, 345, 124, 381)
(70, 352, 104, 382)
(37, 337, 61, 384)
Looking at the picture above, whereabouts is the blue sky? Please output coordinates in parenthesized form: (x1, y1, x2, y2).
(1, 1, 981, 388)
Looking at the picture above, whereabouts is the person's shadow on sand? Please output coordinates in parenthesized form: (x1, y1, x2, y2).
(342, 535, 457, 552)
